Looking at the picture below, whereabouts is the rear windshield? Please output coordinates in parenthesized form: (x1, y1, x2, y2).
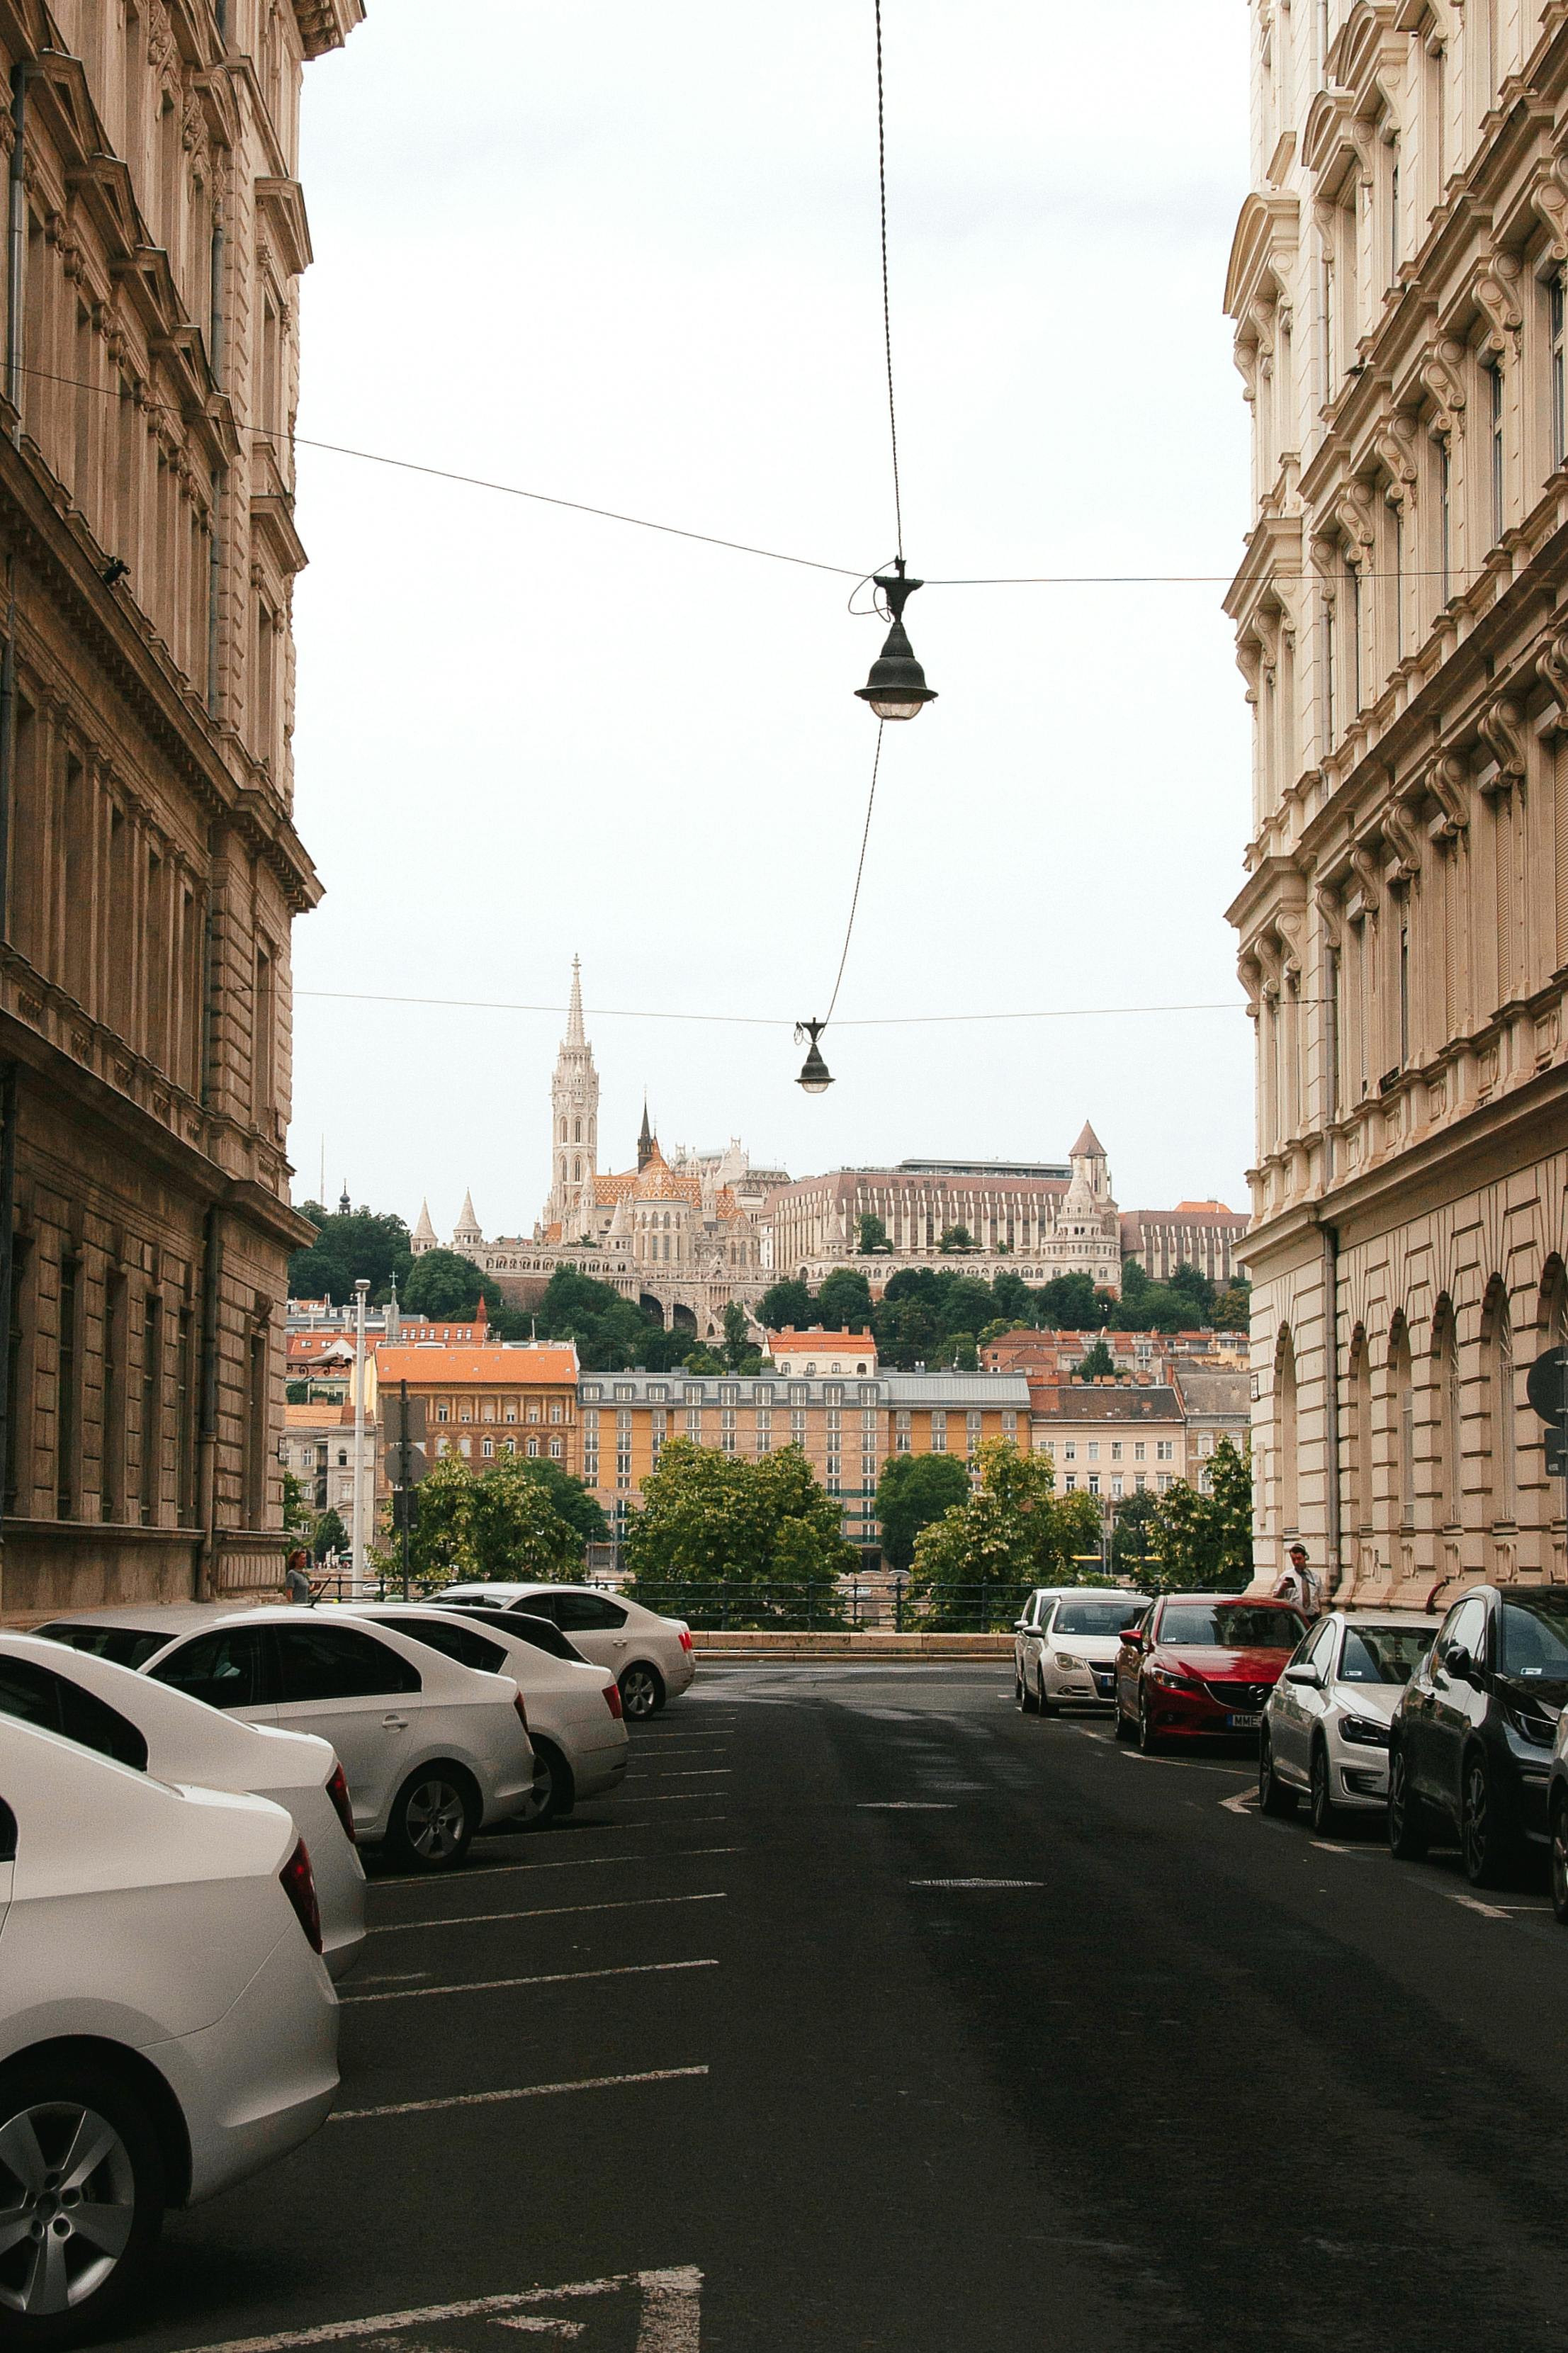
(1338, 1625, 1436, 1685)
(1158, 1604, 1305, 1649)
(35, 1622, 169, 1671)
(1052, 1599, 1146, 1637)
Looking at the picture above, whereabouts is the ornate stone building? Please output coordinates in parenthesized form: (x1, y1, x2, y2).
(1225, 0, 1568, 1601)
(0, 0, 361, 1615)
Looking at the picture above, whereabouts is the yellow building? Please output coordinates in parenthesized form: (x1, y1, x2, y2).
(370, 1345, 582, 1482)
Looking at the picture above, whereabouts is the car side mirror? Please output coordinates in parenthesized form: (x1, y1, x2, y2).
(1447, 1645, 1482, 1686)
(1013, 1620, 1032, 1634)
(1283, 1662, 1324, 1688)
(1121, 1631, 1144, 1652)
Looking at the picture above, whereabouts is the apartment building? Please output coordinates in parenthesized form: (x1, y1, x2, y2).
(368, 1343, 582, 1481)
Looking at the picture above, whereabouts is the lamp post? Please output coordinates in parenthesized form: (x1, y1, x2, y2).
(854, 559, 937, 719)
(794, 1020, 833, 1093)
(350, 1277, 368, 1593)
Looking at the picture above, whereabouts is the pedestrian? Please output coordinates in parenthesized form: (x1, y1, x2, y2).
(283, 1547, 315, 1606)
(1273, 1541, 1322, 1618)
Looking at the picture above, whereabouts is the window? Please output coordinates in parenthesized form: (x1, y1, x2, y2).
(55, 1255, 79, 1520)
(436, 1401, 449, 1423)
(1390, 1319, 1415, 1527)
(363, 1614, 505, 1674)
(1487, 1282, 1517, 1521)
(1065, 1473, 1076, 1491)
(482, 1438, 493, 1458)
(1134, 1440, 1146, 1462)
(1087, 1443, 1099, 1463)
(526, 1438, 539, 1458)
(1487, 356, 1504, 543)
(1064, 1443, 1076, 1462)
(556, 1593, 627, 1632)
(1088, 1474, 1100, 1495)
(140, 1292, 161, 1525)
(1110, 1442, 1122, 1462)
(1112, 1477, 1124, 1499)
(1156, 1440, 1174, 1462)
(101, 1271, 126, 1523)
(1433, 1299, 1461, 1527)
(152, 1625, 271, 1710)
(273, 1623, 421, 1703)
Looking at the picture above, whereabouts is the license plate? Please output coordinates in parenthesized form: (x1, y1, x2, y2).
(1227, 1712, 1261, 1731)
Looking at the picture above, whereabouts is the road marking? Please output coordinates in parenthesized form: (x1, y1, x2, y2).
(167, 2266, 704, 2353)
(857, 1801, 956, 1810)
(370, 1893, 728, 1934)
(624, 1769, 734, 1780)
(368, 1844, 745, 1893)
(910, 1878, 1044, 1889)
(342, 1958, 718, 2005)
(494, 2323, 583, 2338)
(332, 2066, 711, 2123)
(1220, 1790, 1257, 1816)
(351, 1970, 430, 1986)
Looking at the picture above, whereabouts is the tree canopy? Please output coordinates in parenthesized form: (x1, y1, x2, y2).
(874, 1451, 971, 1572)
(623, 1438, 856, 1615)
(288, 1204, 413, 1308)
(1140, 1439, 1254, 1593)
(526, 1265, 708, 1372)
(908, 1440, 1105, 1626)
(400, 1453, 585, 1587)
(1073, 1337, 1117, 1382)
(400, 1248, 504, 1321)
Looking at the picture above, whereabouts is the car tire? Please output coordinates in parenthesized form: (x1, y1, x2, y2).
(516, 1738, 575, 1832)
(1258, 1727, 1297, 1817)
(1017, 1668, 1038, 1715)
(385, 1764, 479, 1870)
(618, 1663, 665, 1722)
(1387, 1745, 1429, 1861)
(1309, 1739, 1339, 1839)
(1113, 1693, 1133, 1742)
(1550, 1792, 1568, 1925)
(1036, 1666, 1056, 1717)
(1136, 1692, 1162, 1755)
(0, 2053, 166, 2348)
(1460, 1749, 1513, 1889)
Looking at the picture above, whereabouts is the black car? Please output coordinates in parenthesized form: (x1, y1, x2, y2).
(1387, 1583, 1568, 1885)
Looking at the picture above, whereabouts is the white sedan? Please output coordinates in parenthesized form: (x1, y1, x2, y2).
(37, 1606, 536, 1871)
(1260, 1608, 1438, 1833)
(1015, 1590, 1149, 1714)
(344, 1604, 630, 1828)
(0, 1711, 337, 2344)
(0, 1632, 366, 1978)
(437, 1582, 695, 1719)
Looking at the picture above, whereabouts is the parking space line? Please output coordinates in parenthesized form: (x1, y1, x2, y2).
(623, 1769, 734, 1780)
(369, 1892, 728, 1934)
(858, 1801, 955, 1810)
(611, 1791, 733, 1804)
(167, 2266, 704, 2352)
(342, 1957, 719, 2004)
(332, 2067, 711, 2123)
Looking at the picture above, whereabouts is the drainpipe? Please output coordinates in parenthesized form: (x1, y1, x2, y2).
(1321, 1217, 1343, 1597)
(207, 212, 224, 718)
(6, 64, 26, 442)
(193, 1205, 222, 1600)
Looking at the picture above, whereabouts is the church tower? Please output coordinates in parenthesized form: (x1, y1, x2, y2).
(547, 957, 599, 1236)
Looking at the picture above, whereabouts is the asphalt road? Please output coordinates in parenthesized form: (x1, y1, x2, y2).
(108, 1662, 1568, 2353)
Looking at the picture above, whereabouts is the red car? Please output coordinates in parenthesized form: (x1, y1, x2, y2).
(1114, 1595, 1307, 1752)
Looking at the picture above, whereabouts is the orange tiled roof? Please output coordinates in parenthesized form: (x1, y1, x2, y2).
(375, 1344, 579, 1385)
(769, 1326, 876, 1350)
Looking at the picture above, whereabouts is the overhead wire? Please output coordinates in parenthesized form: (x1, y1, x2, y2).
(874, 0, 903, 563)
(294, 987, 1255, 1029)
(823, 720, 884, 1029)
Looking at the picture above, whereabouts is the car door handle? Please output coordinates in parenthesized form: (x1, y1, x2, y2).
(383, 1712, 410, 1729)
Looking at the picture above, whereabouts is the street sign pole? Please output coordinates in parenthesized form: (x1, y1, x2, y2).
(400, 1377, 412, 1601)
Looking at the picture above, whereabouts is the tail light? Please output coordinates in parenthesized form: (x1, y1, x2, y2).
(325, 1762, 356, 1846)
(513, 1691, 531, 1735)
(279, 1839, 323, 1955)
(603, 1682, 624, 1720)
(679, 1629, 693, 1652)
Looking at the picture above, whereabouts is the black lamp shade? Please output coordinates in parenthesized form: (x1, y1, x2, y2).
(855, 615, 937, 721)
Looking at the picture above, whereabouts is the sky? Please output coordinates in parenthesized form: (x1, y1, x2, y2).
(288, 1, 1255, 1242)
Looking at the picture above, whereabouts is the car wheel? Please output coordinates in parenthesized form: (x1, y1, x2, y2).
(619, 1663, 665, 1722)
(386, 1766, 478, 1870)
(1036, 1665, 1056, 1717)
(1017, 1667, 1038, 1715)
(0, 2054, 165, 2347)
(1258, 1727, 1297, 1817)
(1387, 1745, 1429, 1861)
(1113, 1691, 1133, 1742)
(1309, 1739, 1338, 1838)
(514, 1738, 575, 1832)
(1461, 1750, 1512, 1889)
(1550, 1793, 1568, 1925)
(1136, 1691, 1162, 1755)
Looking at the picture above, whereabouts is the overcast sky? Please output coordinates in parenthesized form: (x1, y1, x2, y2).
(288, 1, 1253, 1241)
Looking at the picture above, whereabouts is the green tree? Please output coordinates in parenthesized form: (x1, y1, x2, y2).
(875, 1451, 971, 1572)
(405, 1455, 479, 1585)
(757, 1279, 815, 1333)
(1032, 1273, 1102, 1329)
(1168, 1260, 1217, 1321)
(909, 1440, 1105, 1627)
(939, 1224, 975, 1253)
(286, 1379, 310, 1405)
(288, 1204, 414, 1309)
(622, 1438, 854, 1618)
(312, 1506, 347, 1562)
(401, 1248, 502, 1320)
(1212, 1281, 1251, 1333)
(282, 1469, 310, 1531)
(1073, 1336, 1117, 1382)
(511, 1456, 609, 1545)
(1142, 1438, 1253, 1592)
(816, 1267, 874, 1333)
(1110, 1486, 1162, 1583)
(857, 1213, 891, 1254)
(468, 1456, 585, 1581)
(722, 1302, 752, 1370)
(682, 1343, 726, 1374)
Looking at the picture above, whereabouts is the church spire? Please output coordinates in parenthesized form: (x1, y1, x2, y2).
(638, 1094, 655, 1171)
(566, 955, 585, 1049)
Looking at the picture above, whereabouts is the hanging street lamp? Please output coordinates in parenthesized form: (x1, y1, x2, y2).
(855, 557, 937, 720)
(794, 1020, 834, 1093)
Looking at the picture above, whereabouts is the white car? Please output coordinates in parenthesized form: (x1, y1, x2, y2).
(0, 1633, 366, 1979)
(36, 1606, 536, 1872)
(436, 1583, 696, 1719)
(0, 1712, 337, 2344)
(1015, 1589, 1149, 1714)
(1260, 1608, 1438, 1833)
(345, 1603, 630, 1827)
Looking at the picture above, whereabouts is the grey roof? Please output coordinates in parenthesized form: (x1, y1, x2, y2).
(1173, 1369, 1250, 1416)
(1030, 1385, 1183, 1423)
(879, 1372, 1032, 1406)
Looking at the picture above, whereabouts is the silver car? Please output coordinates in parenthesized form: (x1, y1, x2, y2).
(1260, 1609, 1437, 1833)
(1015, 1589, 1149, 1714)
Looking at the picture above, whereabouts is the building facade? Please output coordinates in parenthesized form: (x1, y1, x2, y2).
(1119, 1203, 1251, 1286)
(767, 1127, 1124, 1294)
(368, 1342, 582, 1482)
(578, 1367, 1032, 1558)
(1225, 0, 1568, 1602)
(1028, 1384, 1189, 1501)
(0, 0, 360, 1618)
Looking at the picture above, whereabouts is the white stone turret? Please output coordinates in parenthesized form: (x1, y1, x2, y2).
(411, 1199, 438, 1257)
(546, 957, 600, 1236)
(453, 1189, 483, 1248)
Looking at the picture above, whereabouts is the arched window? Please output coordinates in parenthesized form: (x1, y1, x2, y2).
(573, 1158, 581, 1180)
(574, 1119, 581, 1144)
(1390, 1316, 1414, 1528)
(1275, 1326, 1299, 1537)
(1484, 1279, 1517, 1523)
(1348, 1326, 1373, 1533)
(1432, 1297, 1460, 1528)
